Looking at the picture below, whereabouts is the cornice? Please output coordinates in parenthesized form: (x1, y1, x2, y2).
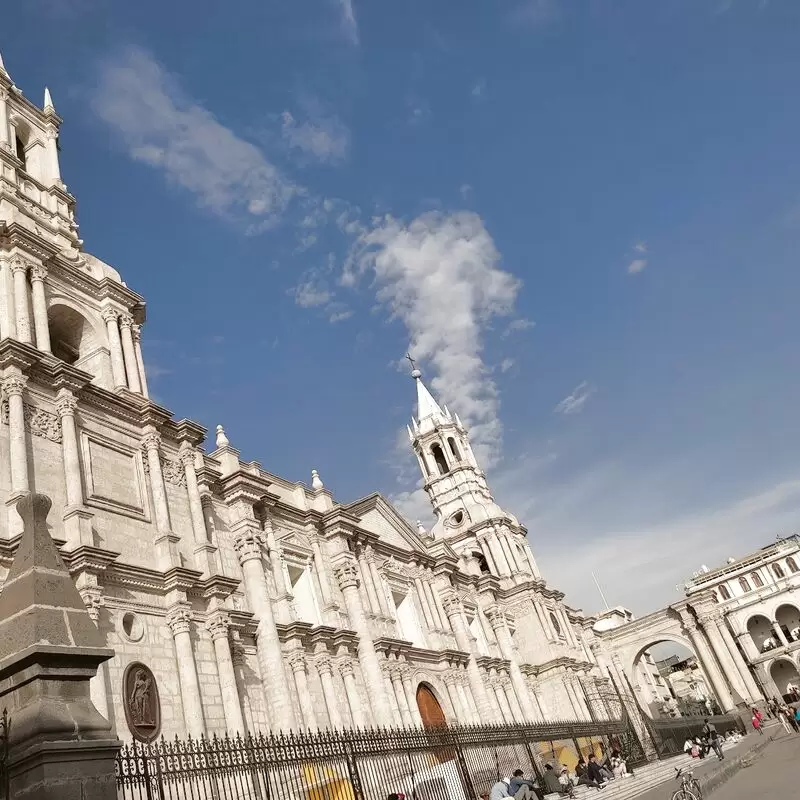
(63, 545, 120, 576)
(79, 382, 150, 427)
(217, 470, 274, 506)
(192, 574, 240, 600)
(0, 221, 61, 262)
(4, 85, 63, 127)
(0, 338, 42, 373)
(163, 566, 203, 593)
(171, 418, 207, 447)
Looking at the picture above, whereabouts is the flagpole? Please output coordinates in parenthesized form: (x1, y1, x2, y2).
(592, 571, 611, 611)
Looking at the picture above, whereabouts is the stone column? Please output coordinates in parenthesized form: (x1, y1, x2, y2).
(357, 548, 381, 614)
(29, 263, 50, 352)
(264, 519, 293, 623)
(414, 576, 436, 629)
(499, 533, 520, 573)
(333, 555, 392, 725)
(772, 621, 789, 648)
(683, 619, 735, 712)
(487, 530, 511, 576)
(142, 428, 178, 569)
(533, 597, 556, 641)
(207, 612, 245, 735)
(180, 443, 216, 577)
(493, 679, 513, 719)
(232, 522, 297, 730)
(456, 679, 475, 723)
(400, 664, 422, 726)
(3, 372, 29, 494)
(443, 673, 464, 721)
(486, 607, 535, 720)
(118, 313, 142, 393)
(43, 126, 61, 185)
(723, 629, 762, 700)
(501, 679, 524, 722)
(391, 666, 413, 727)
(564, 677, 585, 720)
(316, 654, 344, 729)
(288, 650, 317, 730)
(9, 255, 31, 344)
(102, 308, 127, 389)
(339, 660, 367, 728)
(132, 324, 150, 398)
(0, 256, 15, 340)
(79, 587, 110, 723)
(0, 87, 9, 151)
(369, 553, 392, 616)
(704, 613, 754, 702)
(426, 577, 447, 628)
(441, 591, 495, 719)
(166, 605, 206, 738)
(56, 389, 94, 548)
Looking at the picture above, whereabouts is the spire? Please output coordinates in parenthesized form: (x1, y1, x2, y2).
(407, 355, 445, 422)
(43, 85, 54, 111)
(311, 468, 324, 490)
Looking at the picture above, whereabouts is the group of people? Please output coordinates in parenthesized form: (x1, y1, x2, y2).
(488, 750, 632, 800)
(683, 720, 741, 760)
(765, 698, 800, 734)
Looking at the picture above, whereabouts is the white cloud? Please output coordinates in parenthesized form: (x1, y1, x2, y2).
(500, 358, 514, 373)
(281, 110, 350, 164)
(329, 307, 353, 323)
(554, 381, 595, 414)
(459, 184, 473, 200)
(345, 211, 520, 467)
(504, 317, 536, 336)
(292, 279, 332, 308)
(90, 47, 297, 230)
(633, 241, 648, 254)
(471, 79, 487, 100)
(333, 0, 359, 45)
(627, 258, 648, 274)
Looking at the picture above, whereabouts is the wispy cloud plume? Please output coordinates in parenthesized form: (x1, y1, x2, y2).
(554, 381, 595, 415)
(333, 0, 359, 45)
(90, 47, 297, 231)
(627, 241, 649, 274)
(281, 110, 350, 164)
(345, 211, 520, 467)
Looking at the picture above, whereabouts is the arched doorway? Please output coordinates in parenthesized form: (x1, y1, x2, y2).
(747, 614, 774, 654)
(629, 638, 720, 719)
(769, 659, 800, 703)
(775, 604, 800, 644)
(416, 683, 447, 729)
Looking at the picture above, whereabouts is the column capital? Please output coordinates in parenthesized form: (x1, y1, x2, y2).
(440, 590, 463, 617)
(101, 307, 120, 324)
(233, 527, 265, 564)
(485, 605, 507, 630)
(1, 373, 27, 399)
(333, 556, 360, 591)
(443, 671, 457, 687)
(78, 586, 104, 623)
(206, 611, 231, 642)
(166, 604, 192, 637)
(287, 649, 307, 673)
(141, 429, 162, 452)
(29, 263, 48, 282)
(132, 324, 142, 343)
(316, 653, 334, 675)
(9, 254, 31, 274)
(119, 313, 135, 329)
(338, 659, 355, 678)
(55, 388, 78, 417)
(179, 441, 196, 467)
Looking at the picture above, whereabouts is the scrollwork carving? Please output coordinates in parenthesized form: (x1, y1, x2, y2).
(0, 399, 62, 442)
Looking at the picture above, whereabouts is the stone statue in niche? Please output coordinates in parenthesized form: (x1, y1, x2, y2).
(123, 662, 161, 742)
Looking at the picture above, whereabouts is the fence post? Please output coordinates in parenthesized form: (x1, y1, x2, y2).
(344, 739, 365, 800)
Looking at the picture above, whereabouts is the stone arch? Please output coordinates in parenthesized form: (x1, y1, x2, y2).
(769, 658, 800, 702)
(46, 298, 110, 387)
(775, 603, 800, 644)
(746, 613, 774, 654)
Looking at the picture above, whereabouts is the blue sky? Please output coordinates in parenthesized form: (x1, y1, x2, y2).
(5, 0, 800, 615)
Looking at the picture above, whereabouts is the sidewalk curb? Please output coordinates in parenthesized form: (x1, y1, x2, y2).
(697, 734, 775, 796)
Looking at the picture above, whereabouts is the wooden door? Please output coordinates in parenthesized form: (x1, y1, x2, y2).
(416, 683, 447, 729)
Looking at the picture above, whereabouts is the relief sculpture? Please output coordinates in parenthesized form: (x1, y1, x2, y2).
(123, 662, 161, 742)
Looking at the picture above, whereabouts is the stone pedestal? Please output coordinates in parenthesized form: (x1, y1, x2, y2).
(0, 493, 121, 799)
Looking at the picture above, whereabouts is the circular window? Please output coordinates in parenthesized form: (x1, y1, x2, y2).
(121, 612, 145, 642)
(452, 511, 464, 525)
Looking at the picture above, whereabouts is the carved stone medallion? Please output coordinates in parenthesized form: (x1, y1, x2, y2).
(123, 662, 161, 742)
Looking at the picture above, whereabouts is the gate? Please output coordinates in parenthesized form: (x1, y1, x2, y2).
(116, 716, 645, 800)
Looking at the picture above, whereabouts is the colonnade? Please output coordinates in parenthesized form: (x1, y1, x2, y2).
(0, 252, 149, 397)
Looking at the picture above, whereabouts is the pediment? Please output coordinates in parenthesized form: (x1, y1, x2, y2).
(344, 493, 428, 553)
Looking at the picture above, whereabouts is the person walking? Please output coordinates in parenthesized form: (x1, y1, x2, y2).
(751, 712, 763, 735)
(702, 720, 724, 761)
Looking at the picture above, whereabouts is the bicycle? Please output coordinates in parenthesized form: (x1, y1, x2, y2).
(672, 768, 702, 800)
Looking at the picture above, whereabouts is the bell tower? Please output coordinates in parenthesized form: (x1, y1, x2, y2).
(406, 361, 541, 582)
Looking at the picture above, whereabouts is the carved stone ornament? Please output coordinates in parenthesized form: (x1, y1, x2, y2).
(123, 661, 161, 743)
(1, 400, 62, 442)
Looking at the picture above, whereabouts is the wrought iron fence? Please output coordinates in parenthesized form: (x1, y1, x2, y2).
(115, 717, 639, 800)
(0, 709, 8, 800)
(643, 714, 744, 760)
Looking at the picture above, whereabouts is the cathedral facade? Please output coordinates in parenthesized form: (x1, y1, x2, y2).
(0, 58, 609, 742)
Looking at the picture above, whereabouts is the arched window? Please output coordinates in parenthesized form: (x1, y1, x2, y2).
(430, 443, 449, 475)
(751, 572, 764, 588)
(15, 135, 26, 170)
(549, 611, 562, 637)
(773, 563, 785, 580)
(739, 576, 751, 593)
(472, 551, 490, 575)
(447, 437, 461, 460)
(787, 557, 798, 574)
(719, 585, 731, 601)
